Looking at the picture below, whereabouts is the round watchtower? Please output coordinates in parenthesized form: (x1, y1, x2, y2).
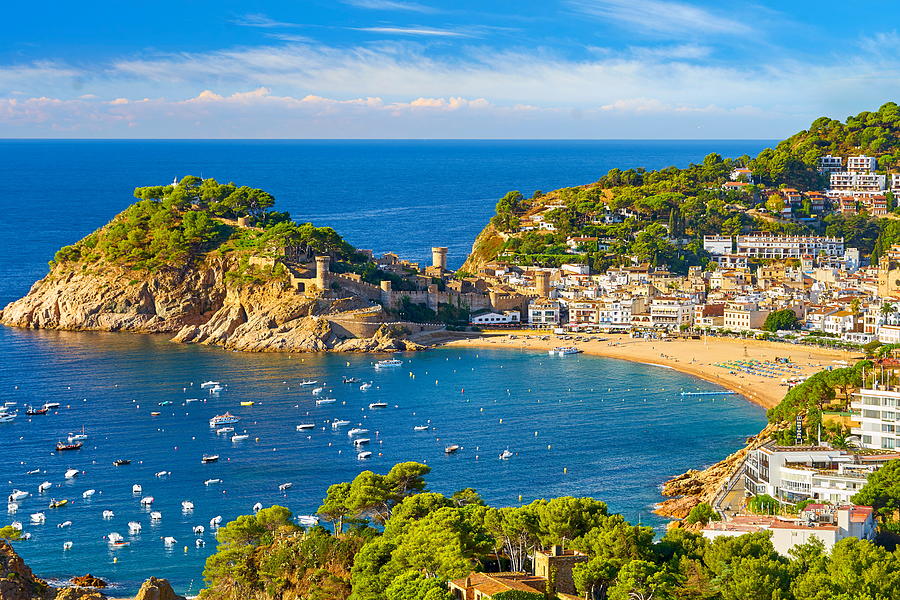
(534, 270, 550, 297)
(432, 247, 448, 271)
(315, 255, 331, 291)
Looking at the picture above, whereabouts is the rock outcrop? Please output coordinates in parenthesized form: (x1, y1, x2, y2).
(132, 577, 185, 600)
(1, 256, 430, 354)
(0, 540, 54, 600)
(69, 575, 106, 589)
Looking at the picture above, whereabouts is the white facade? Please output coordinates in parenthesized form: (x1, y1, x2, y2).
(818, 155, 843, 173)
(527, 300, 561, 326)
(828, 172, 886, 197)
(703, 235, 733, 256)
(649, 297, 694, 329)
(470, 311, 521, 325)
(736, 235, 844, 259)
(851, 388, 900, 450)
(847, 155, 877, 172)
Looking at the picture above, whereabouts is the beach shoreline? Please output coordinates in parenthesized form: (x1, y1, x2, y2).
(438, 332, 859, 410)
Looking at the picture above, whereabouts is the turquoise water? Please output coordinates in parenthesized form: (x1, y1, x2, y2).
(0, 140, 773, 594)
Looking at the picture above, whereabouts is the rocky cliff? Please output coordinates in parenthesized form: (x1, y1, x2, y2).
(0, 257, 422, 353)
(0, 541, 107, 600)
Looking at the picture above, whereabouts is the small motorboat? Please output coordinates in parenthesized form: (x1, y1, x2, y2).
(357, 451, 373, 460)
(342, 376, 361, 384)
(132, 484, 142, 494)
(374, 359, 403, 369)
(316, 398, 337, 405)
(216, 427, 235, 434)
(58, 520, 72, 528)
(193, 525, 205, 534)
(7, 503, 18, 513)
(499, 449, 514, 460)
(38, 481, 52, 493)
(26, 468, 40, 475)
(181, 500, 194, 511)
(30, 512, 45, 524)
(150, 511, 162, 521)
(209, 413, 240, 427)
(185, 398, 199, 403)
(163, 536, 177, 546)
(82, 489, 96, 499)
(113, 459, 131, 467)
(210, 515, 223, 527)
(196, 538, 205, 548)
(347, 428, 369, 437)
(128, 521, 142, 534)
(311, 387, 324, 396)
(360, 382, 372, 391)
(150, 412, 161, 416)
(107, 532, 124, 545)
(231, 434, 249, 442)
(201, 454, 220, 463)
(155, 471, 170, 478)
(299, 380, 317, 386)
(63, 541, 73, 550)
(43, 402, 61, 410)
(353, 438, 371, 446)
(56, 442, 82, 452)
(368, 402, 388, 409)
(297, 515, 319, 527)
(200, 381, 220, 389)
(67, 426, 88, 441)
(158, 401, 173, 406)
(25, 407, 48, 416)
(331, 419, 350, 429)
(8, 490, 29, 502)
(240, 401, 255, 407)
(208, 385, 224, 394)
(278, 482, 292, 491)
(140, 496, 154, 506)
(102, 510, 115, 519)
(296, 424, 315, 431)
(48, 499, 68, 509)
(204, 479, 222, 486)
(64, 469, 79, 479)
(0, 412, 17, 423)
(445, 445, 461, 454)
(413, 425, 429, 431)
(253, 502, 262, 512)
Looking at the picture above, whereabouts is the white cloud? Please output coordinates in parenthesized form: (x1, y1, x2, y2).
(232, 14, 300, 28)
(353, 26, 472, 37)
(343, 0, 436, 12)
(568, 0, 753, 37)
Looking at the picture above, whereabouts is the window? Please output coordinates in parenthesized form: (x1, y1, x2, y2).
(883, 438, 896, 450)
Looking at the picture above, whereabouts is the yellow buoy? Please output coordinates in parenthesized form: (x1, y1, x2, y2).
(563, 467, 568, 474)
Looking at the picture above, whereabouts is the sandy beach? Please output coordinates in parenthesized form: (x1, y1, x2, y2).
(439, 332, 860, 410)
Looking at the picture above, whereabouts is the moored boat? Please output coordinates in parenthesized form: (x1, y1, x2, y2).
(209, 412, 240, 427)
(357, 451, 372, 460)
(445, 445, 461, 454)
(368, 402, 388, 409)
(56, 442, 82, 452)
(113, 459, 131, 466)
(201, 454, 220, 463)
(296, 424, 315, 431)
(374, 359, 403, 369)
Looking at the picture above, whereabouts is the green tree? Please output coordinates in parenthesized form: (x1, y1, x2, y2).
(574, 557, 621, 600)
(763, 309, 799, 332)
(0, 526, 22, 541)
(852, 458, 900, 519)
(684, 503, 720, 526)
(609, 560, 677, 600)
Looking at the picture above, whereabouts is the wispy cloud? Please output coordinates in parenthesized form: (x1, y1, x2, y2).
(265, 33, 315, 43)
(231, 13, 299, 28)
(353, 26, 471, 37)
(343, 0, 436, 12)
(569, 0, 752, 37)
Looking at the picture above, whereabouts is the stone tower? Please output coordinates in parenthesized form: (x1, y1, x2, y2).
(432, 247, 448, 271)
(534, 271, 550, 297)
(315, 256, 331, 291)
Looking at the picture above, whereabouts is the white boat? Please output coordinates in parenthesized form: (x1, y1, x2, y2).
(347, 428, 369, 437)
(360, 382, 372, 391)
(155, 471, 170, 478)
(107, 532, 124, 544)
(193, 525, 205, 535)
(549, 346, 581, 356)
(140, 496, 154, 506)
(413, 425, 429, 431)
(368, 402, 388, 409)
(204, 478, 222, 486)
(374, 359, 403, 369)
(216, 427, 235, 434)
(210, 515, 223, 527)
(58, 520, 72, 528)
(150, 511, 162, 521)
(353, 438, 371, 446)
(102, 510, 115, 519)
(196, 538, 205, 548)
(297, 515, 319, 527)
(64, 469, 79, 479)
(311, 387, 324, 395)
(38, 481, 52, 493)
(68, 427, 88, 441)
(231, 434, 249, 442)
(3, 401, 16, 407)
(132, 484, 142, 494)
(8, 490, 29, 502)
(331, 419, 350, 429)
(128, 521, 142, 534)
(7, 503, 18, 513)
(163, 536, 177, 547)
(315, 398, 337, 405)
(0, 413, 16, 423)
(278, 482, 292, 491)
(26, 469, 40, 475)
(200, 381, 220, 389)
(201, 454, 220, 463)
(181, 500, 194, 511)
(43, 402, 61, 410)
(63, 541, 73, 551)
(209, 412, 240, 427)
(499, 449, 514, 460)
(82, 489, 96, 499)
(209, 385, 224, 394)
(185, 398, 200, 403)
(296, 424, 315, 431)
(445, 445, 461, 454)
(357, 451, 373, 460)
(253, 502, 263, 512)
(298, 380, 317, 386)
(30, 512, 45, 524)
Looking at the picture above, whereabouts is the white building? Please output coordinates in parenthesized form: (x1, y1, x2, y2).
(818, 155, 843, 173)
(469, 310, 521, 326)
(527, 299, 562, 326)
(736, 235, 844, 259)
(828, 172, 886, 197)
(847, 155, 878, 172)
(702, 505, 876, 557)
(822, 310, 856, 335)
(649, 297, 694, 330)
(703, 235, 733, 256)
(851, 388, 900, 450)
(723, 303, 769, 331)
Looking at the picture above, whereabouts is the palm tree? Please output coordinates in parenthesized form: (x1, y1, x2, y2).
(882, 301, 896, 319)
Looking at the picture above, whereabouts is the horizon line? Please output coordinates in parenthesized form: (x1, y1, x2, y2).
(0, 137, 780, 142)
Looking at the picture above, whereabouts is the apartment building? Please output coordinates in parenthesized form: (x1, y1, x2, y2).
(828, 172, 887, 197)
(649, 297, 694, 329)
(847, 155, 878, 172)
(703, 235, 733, 256)
(723, 303, 770, 331)
(851, 387, 900, 450)
(527, 298, 562, 326)
(736, 235, 844, 259)
(818, 155, 843, 173)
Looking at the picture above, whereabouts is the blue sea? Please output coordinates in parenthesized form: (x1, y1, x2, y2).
(0, 140, 772, 594)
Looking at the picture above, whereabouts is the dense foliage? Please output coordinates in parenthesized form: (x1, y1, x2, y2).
(763, 309, 800, 332)
(52, 176, 358, 272)
(199, 462, 900, 600)
(853, 459, 900, 522)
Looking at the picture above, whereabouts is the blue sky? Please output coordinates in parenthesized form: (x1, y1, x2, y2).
(2, 0, 900, 138)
